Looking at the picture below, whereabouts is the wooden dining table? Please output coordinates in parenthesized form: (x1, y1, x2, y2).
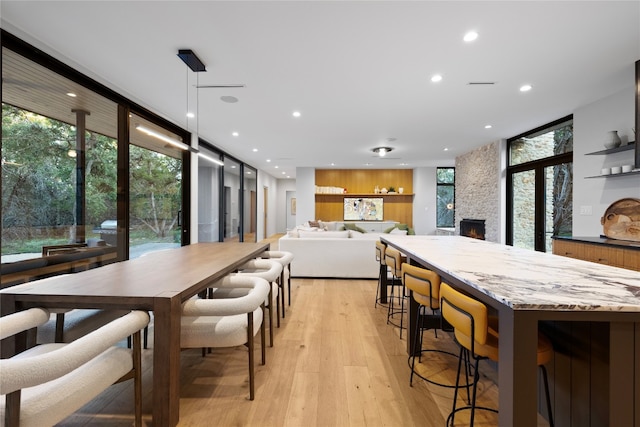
(381, 235, 640, 427)
(0, 242, 270, 427)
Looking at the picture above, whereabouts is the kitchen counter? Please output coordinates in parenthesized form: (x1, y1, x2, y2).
(553, 235, 640, 250)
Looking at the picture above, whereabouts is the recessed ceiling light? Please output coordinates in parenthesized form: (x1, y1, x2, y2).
(330, 163, 336, 166)
(520, 84, 532, 92)
(231, 165, 236, 168)
(282, 171, 286, 175)
(275, 166, 279, 169)
(232, 132, 239, 137)
(444, 148, 449, 151)
(485, 125, 492, 129)
(66, 92, 77, 97)
(292, 111, 301, 118)
(252, 148, 258, 152)
(186, 112, 195, 118)
(463, 31, 478, 42)
(266, 159, 271, 163)
(431, 74, 443, 83)
(287, 176, 290, 178)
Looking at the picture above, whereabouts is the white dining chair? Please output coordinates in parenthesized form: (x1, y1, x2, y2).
(181, 275, 271, 400)
(0, 308, 150, 427)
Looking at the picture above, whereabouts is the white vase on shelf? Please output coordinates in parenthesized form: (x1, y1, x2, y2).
(604, 130, 621, 149)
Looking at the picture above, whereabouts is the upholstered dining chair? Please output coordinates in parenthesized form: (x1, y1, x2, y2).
(384, 246, 407, 338)
(439, 283, 554, 427)
(232, 258, 283, 347)
(181, 275, 271, 400)
(259, 250, 294, 313)
(1, 308, 149, 427)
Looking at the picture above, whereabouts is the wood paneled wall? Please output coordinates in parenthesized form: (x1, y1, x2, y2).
(316, 169, 413, 194)
(314, 169, 414, 226)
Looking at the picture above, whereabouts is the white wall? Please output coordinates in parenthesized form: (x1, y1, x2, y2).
(412, 167, 438, 235)
(277, 179, 296, 232)
(573, 84, 638, 236)
(295, 167, 316, 226)
(257, 170, 279, 241)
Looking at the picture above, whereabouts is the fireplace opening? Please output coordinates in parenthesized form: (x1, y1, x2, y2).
(460, 219, 486, 240)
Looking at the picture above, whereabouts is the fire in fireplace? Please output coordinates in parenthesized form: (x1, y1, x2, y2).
(460, 219, 486, 240)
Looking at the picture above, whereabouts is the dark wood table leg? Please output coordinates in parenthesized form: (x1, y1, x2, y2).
(153, 294, 182, 427)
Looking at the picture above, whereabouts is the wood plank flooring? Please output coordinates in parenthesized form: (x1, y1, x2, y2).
(56, 274, 516, 426)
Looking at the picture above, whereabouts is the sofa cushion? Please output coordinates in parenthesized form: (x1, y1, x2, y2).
(298, 230, 350, 239)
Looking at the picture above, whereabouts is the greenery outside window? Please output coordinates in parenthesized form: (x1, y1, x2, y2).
(2, 104, 117, 261)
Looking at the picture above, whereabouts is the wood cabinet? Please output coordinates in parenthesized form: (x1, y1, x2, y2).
(315, 169, 414, 226)
(552, 237, 640, 271)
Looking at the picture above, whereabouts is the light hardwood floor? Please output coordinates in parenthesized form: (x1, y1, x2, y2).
(57, 236, 551, 426)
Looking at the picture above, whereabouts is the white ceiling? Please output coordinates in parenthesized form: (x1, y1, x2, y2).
(1, 1, 639, 179)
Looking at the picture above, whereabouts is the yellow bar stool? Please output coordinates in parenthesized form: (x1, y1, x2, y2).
(440, 283, 554, 427)
(402, 263, 463, 388)
(384, 247, 407, 338)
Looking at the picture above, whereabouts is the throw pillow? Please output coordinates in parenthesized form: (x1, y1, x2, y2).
(342, 223, 367, 233)
(389, 228, 408, 235)
(308, 220, 320, 228)
(383, 225, 396, 233)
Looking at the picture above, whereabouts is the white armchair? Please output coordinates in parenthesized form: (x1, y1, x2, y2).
(234, 259, 282, 346)
(181, 275, 270, 400)
(0, 308, 149, 427)
(259, 250, 294, 312)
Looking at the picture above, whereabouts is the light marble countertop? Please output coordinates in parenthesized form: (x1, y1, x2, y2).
(381, 235, 640, 312)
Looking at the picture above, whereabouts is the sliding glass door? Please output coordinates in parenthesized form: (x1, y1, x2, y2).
(128, 114, 183, 258)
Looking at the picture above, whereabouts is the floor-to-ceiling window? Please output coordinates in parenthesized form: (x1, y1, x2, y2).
(223, 157, 242, 242)
(1, 32, 190, 263)
(128, 114, 184, 258)
(2, 47, 118, 262)
(197, 143, 223, 242)
(242, 165, 257, 242)
(507, 116, 573, 251)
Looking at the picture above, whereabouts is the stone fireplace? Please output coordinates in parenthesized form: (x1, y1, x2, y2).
(460, 219, 486, 240)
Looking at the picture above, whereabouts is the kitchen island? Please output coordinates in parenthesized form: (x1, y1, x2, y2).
(381, 235, 640, 427)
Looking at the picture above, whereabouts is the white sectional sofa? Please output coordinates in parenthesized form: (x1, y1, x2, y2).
(278, 230, 381, 278)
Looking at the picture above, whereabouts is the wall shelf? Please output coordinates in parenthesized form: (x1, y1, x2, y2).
(585, 142, 635, 155)
(585, 170, 640, 178)
(585, 141, 637, 178)
(315, 193, 414, 202)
